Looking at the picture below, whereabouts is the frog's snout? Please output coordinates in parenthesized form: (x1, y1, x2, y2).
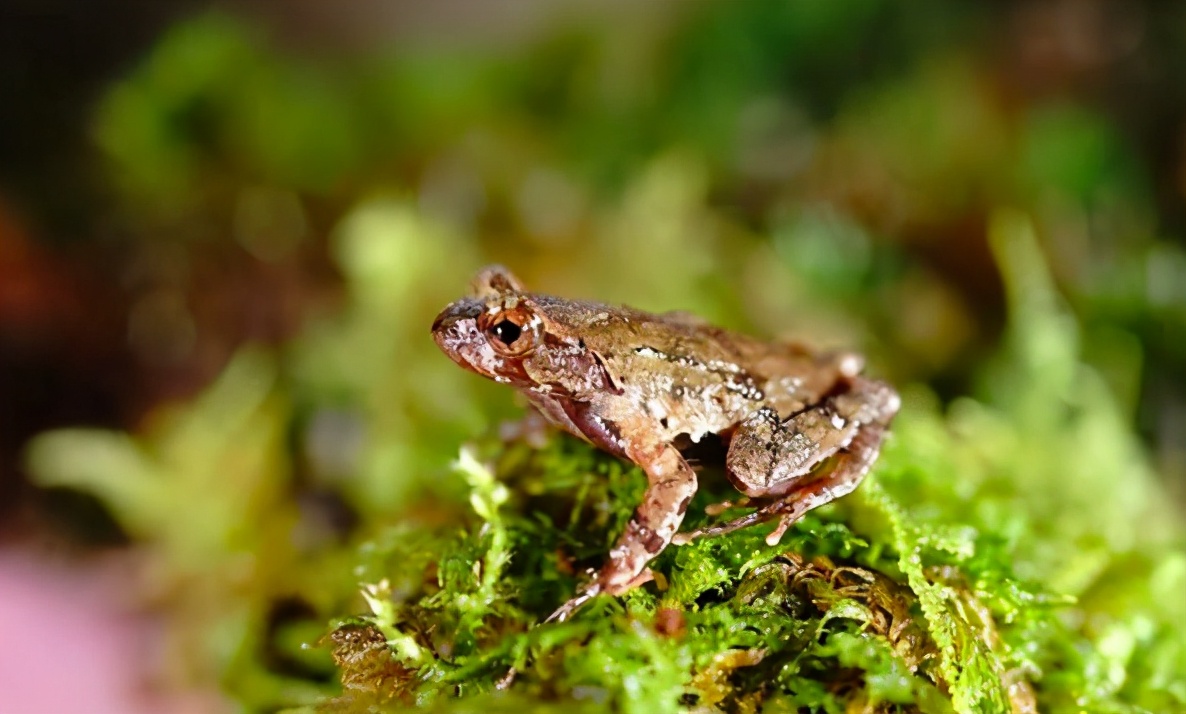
(431, 298, 491, 371)
(432, 299, 482, 335)
(431, 309, 465, 350)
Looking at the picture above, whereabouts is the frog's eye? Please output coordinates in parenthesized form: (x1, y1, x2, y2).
(491, 320, 521, 346)
(481, 307, 537, 356)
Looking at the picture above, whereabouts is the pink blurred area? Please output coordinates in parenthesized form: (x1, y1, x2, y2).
(0, 551, 224, 714)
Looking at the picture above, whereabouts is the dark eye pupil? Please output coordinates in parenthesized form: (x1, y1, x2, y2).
(492, 320, 521, 345)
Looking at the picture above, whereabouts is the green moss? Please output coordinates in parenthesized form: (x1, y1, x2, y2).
(24, 212, 1184, 712)
(313, 214, 1184, 713)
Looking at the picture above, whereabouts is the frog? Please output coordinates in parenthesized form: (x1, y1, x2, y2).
(431, 266, 899, 622)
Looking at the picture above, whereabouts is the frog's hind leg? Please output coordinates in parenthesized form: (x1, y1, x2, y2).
(673, 422, 887, 545)
(673, 378, 897, 546)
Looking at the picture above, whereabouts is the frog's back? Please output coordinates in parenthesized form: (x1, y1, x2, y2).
(534, 295, 848, 438)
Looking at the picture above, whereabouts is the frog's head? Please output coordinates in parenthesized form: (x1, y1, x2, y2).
(432, 265, 615, 397)
(431, 265, 548, 388)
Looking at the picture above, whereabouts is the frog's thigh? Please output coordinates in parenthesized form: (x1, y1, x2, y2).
(677, 378, 898, 545)
(599, 442, 698, 596)
(742, 421, 888, 545)
(725, 404, 859, 498)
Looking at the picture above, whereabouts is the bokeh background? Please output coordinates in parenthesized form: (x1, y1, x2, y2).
(2, 1, 1184, 711)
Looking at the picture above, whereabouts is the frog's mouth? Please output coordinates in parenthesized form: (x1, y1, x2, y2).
(431, 298, 506, 380)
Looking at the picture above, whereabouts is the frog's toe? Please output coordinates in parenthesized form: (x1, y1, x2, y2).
(545, 586, 599, 623)
(764, 514, 795, 546)
(704, 497, 751, 516)
(602, 567, 654, 596)
(673, 510, 768, 544)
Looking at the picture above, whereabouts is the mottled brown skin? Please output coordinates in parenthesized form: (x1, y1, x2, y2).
(432, 266, 899, 621)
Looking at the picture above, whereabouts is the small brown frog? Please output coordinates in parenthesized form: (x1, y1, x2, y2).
(432, 266, 899, 621)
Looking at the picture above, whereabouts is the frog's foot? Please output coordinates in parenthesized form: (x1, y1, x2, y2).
(764, 513, 796, 546)
(671, 498, 754, 543)
(673, 494, 814, 544)
(672, 510, 768, 544)
(704, 497, 751, 517)
(545, 565, 658, 623)
(545, 584, 600, 623)
(674, 422, 888, 546)
(603, 567, 655, 596)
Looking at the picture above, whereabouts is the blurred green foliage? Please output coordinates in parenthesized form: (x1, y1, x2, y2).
(19, 2, 1186, 712)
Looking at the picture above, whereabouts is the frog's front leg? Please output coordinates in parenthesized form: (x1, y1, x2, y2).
(674, 378, 898, 546)
(547, 441, 698, 622)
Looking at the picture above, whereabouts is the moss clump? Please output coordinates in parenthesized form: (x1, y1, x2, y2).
(322, 433, 1006, 713)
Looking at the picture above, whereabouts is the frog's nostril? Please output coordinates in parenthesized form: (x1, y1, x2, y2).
(432, 298, 483, 336)
(431, 317, 468, 351)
